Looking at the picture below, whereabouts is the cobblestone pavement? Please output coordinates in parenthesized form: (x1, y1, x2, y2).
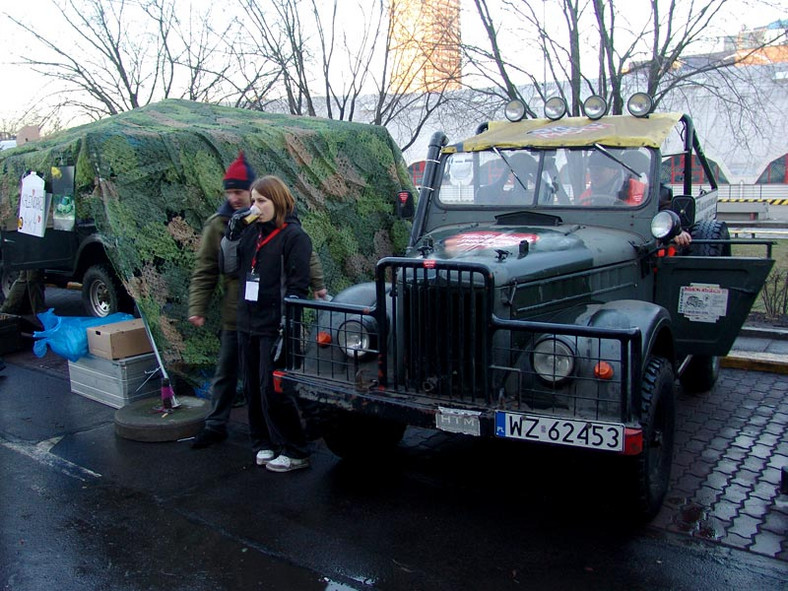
(7, 287, 788, 563)
(655, 370, 788, 560)
(396, 368, 788, 562)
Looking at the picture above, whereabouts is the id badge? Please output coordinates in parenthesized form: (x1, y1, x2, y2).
(244, 272, 260, 302)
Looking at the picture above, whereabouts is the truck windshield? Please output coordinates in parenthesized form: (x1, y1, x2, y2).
(438, 147, 654, 209)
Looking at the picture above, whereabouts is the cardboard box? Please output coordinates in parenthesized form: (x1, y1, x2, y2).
(87, 318, 153, 360)
(68, 352, 160, 408)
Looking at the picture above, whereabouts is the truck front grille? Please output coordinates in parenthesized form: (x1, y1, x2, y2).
(388, 261, 492, 402)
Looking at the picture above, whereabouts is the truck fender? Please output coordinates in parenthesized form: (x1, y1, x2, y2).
(303, 281, 380, 376)
(575, 300, 674, 371)
(73, 234, 111, 278)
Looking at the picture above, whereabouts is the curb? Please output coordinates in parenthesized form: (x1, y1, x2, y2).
(722, 351, 788, 374)
(739, 325, 788, 340)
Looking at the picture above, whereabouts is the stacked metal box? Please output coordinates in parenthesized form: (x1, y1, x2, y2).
(68, 352, 160, 409)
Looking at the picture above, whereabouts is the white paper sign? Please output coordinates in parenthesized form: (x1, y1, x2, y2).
(18, 172, 48, 237)
(678, 283, 728, 323)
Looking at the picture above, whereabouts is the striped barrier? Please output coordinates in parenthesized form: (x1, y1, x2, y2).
(719, 198, 788, 205)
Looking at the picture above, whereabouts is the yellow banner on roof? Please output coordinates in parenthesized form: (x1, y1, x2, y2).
(452, 112, 683, 152)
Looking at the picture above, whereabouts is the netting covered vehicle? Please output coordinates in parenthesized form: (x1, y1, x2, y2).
(0, 100, 413, 370)
(278, 94, 774, 520)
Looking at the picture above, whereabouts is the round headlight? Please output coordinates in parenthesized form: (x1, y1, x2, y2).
(337, 318, 375, 359)
(505, 99, 527, 122)
(583, 95, 608, 120)
(532, 338, 575, 384)
(627, 93, 654, 117)
(544, 97, 568, 121)
(651, 209, 681, 241)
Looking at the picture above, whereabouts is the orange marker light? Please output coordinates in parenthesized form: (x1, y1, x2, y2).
(317, 331, 332, 347)
(594, 361, 614, 380)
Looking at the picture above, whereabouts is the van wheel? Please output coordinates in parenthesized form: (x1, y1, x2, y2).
(82, 264, 124, 317)
(322, 413, 406, 461)
(625, 356, 675, 522)
(679, 354, 720, 394)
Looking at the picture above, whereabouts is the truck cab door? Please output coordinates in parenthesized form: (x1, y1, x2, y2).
(654, 254, 773, 358)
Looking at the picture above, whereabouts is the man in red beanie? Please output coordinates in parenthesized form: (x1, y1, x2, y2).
(188, 152, 326, 449)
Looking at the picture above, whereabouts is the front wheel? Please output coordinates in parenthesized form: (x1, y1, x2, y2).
(625, 356, 676, 522)
(322, 412, 407, 462)
(679, 355, 720, 394)
(81, 264, 126, 318)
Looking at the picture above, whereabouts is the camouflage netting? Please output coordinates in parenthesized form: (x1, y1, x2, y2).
(0, 99, 415, 379)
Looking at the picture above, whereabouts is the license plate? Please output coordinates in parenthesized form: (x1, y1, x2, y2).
(495, 411, 624, 452)
(436, 406, 481, 436)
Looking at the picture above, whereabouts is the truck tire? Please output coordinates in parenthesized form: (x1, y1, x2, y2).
(689, 219, 731, 256)
(679, 354, 721, 394)
(82, 264, 125, 318)
(680, 220, 730, 391)
(625, 356, 675, 522)
(322, 412, 407, 462)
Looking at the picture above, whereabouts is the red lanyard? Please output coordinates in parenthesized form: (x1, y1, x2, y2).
(251, 223, 287, 270)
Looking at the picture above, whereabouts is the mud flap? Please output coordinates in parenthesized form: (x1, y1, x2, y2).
(654, 255, 773, 357)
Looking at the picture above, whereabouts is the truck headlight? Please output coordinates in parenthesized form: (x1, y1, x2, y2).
(505, 99, 527, 122)
(337, 318, 376, 359)
(651, 210, 681, 241)
(532, 338, 575, 384)
(627, 93, 654, 117)
(544, 97, 568, 121)
(582, 95, 607, 120)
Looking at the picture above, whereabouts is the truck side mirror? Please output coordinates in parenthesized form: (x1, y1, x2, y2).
(396, 190, 415, 220)
(671, 195, 695, 228)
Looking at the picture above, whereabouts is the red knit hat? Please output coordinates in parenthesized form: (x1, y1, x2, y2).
(223, 151, 255, 190)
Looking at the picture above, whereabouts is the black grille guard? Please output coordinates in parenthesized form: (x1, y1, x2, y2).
(283, 257, 643, 424)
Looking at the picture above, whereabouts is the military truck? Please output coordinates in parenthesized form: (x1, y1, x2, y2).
(1, 211, 131, 317)
(278, 93, 773, 519)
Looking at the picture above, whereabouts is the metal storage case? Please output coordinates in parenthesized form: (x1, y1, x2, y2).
(68, 352, 159, 408)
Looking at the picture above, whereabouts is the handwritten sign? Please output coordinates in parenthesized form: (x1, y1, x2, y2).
(18, 172, 49, 237)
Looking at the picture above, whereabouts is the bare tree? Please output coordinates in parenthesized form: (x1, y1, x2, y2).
(238, 0, 461, 152)
(5, 0, 240, 119)
(464, 0, 786, 120)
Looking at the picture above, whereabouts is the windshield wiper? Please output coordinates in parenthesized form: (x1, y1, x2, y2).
(492, 146, 531, 194)
(593, 144, 640, 176)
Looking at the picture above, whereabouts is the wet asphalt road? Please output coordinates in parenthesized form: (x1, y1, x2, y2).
(1, 289, 787, 590)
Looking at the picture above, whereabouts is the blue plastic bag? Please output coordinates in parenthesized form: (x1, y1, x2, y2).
(32, 308, 135, 362)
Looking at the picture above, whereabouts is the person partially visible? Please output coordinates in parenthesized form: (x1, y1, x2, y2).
(225, 175, 314, 472)
(1, 269, 45, 319)
(188, 154, 327, 450)
(188, 151, 256, 449)
(579, 151, 646, 207)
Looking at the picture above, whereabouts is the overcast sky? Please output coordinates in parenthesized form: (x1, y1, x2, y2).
(0, 0, 784, 130)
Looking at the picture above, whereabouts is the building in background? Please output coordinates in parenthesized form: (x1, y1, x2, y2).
(389, 0, 462, 93)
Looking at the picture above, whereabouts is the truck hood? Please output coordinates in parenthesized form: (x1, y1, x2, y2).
(419, 223, 642, 284)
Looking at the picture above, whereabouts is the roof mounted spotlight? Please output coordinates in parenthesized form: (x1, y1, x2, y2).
(627, 93, 654, 118)
(582, 95, 607, 120)
(504, 99, 527, 122)
(544, 97, 568, 121)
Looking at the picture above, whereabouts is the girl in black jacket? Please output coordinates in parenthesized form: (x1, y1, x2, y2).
(230, 175, 313, 472)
